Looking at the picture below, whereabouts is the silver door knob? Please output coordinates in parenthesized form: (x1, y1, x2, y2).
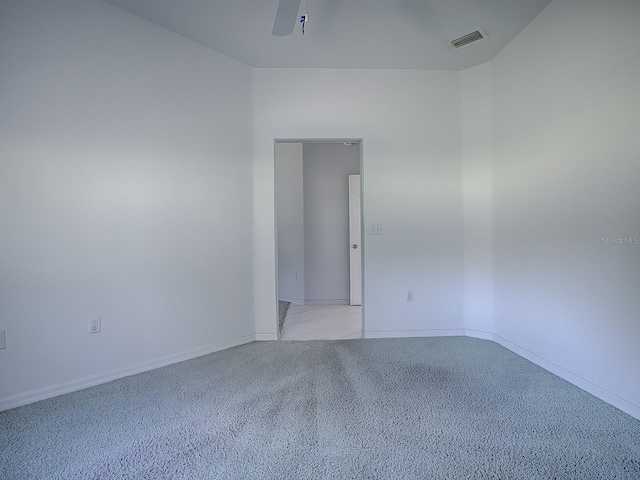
(352, 244, 358, 249)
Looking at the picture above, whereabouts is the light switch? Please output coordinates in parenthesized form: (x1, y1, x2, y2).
(370, 223, 382, 235)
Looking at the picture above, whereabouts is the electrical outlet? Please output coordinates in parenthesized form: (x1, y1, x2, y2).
(406, 290, 413, 301)
(89, 316, 101, 334)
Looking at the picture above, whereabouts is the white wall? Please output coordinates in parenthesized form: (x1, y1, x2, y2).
(461, 63, 494, 334)
(275, 143, 305, 304)
(0, 0, 254, 408)
(253, 69, 464, 338)
(303, 143, 360, 305)
(491, 0, 640, 416)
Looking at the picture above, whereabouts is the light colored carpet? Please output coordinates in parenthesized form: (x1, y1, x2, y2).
(1, 337, 639, 479)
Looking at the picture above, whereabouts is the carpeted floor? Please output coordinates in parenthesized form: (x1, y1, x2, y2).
(1, 337, 639, 479)
(278, 300, 290, 332)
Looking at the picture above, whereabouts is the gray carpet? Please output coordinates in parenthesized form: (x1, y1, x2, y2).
(1, 337, 639, 479)
(278, 300, 290, 332)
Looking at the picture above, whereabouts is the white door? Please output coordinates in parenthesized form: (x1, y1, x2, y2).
(349, 175, 362, 306)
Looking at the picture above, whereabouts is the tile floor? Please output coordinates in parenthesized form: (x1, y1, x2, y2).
(280, 304, 362, 341)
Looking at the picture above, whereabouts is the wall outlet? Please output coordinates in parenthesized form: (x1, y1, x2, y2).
(89, 316, 101, 334)
(406, 290, 413, 301)
(0, 330, 5, 349)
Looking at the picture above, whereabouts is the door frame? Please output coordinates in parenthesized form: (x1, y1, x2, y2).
(348, 174, 362, 306)
(273, 138, 365, 339)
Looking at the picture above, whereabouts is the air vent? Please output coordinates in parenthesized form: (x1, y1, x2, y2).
(449, 28, 487, 49)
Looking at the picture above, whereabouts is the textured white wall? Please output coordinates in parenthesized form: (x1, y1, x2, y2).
(0, 0, 254, 406)
(491, 0, 640, 416)
(275, 143, 305, 304)
(253, 69, 464, 338)
(302, 143, 360, 305)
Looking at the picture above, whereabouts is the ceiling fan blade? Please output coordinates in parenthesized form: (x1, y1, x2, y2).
(272, 0, 302, 36)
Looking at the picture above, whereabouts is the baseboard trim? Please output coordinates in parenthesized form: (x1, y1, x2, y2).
(255, 333, 278, 341)
(365, 329, 466, 339)
(463, 329, 495, 341)
(278, 296, 304, 305)
(465, 329, 640, 420)
(278, 297, 350, 306)
(304, 299, 350, 306)
(0, 334, 256, 412)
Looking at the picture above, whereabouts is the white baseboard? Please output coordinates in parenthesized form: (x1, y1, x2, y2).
(465, 329, 640, 421)
(255, 333, 278, 341)
(0, 334, 256, 412)
(304, 299, 350, 306)
(463, 329, 495, 341)
(278, 297, 350, 306)
(365, 329, 466, 339)
(278, 296, 304, 305)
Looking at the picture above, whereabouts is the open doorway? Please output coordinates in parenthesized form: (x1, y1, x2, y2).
(275, 140, 364, 340)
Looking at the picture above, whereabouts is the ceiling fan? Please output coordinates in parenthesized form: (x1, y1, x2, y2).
(272, 0, 306, 36)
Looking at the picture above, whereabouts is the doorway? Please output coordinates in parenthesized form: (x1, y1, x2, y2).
(275, 140, 364, 340)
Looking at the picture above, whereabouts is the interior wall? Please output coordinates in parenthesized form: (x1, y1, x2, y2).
(0, 0, 254, 408)
(303, 143, 360, 305)
(461, 63, 494, 335)
(253, 69, 464, 338)
(491, 0, 640, 417)
(275, 143, 305, 304)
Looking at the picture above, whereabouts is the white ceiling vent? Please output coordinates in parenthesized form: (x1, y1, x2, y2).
(449, 28, 488, 49)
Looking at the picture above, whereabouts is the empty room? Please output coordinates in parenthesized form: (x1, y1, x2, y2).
(1, 0, 639, 478)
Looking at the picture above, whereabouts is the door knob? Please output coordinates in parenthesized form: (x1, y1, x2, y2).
(352, 244, 358, 249)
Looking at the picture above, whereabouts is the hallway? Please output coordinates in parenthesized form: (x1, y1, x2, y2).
(280, 305, 362, 340)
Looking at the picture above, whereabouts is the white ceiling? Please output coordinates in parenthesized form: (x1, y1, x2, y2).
(102, 0, 552, 70)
